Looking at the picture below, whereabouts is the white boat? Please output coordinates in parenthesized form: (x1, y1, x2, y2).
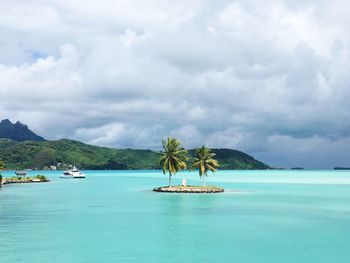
(70, 166, 86, 179)
(59, 170, 73, 178)
(59, 166, 86, 179)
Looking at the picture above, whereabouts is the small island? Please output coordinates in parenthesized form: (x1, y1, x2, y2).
(155, 138, 224, 193)
(1, 175, 49, 185)
(1, 160, 49, 186)
(153, 185, 224, 193)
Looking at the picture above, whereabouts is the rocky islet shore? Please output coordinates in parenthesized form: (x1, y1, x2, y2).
(153, 185, 224, 193)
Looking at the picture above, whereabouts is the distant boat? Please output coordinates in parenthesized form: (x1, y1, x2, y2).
(59, 166, 86, 179)
(70, 166, 86, 179)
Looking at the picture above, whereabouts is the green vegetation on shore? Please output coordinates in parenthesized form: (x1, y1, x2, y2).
(0, 138, 160, 170)
(0, 138, 270, 170)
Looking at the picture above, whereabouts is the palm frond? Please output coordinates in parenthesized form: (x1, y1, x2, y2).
(191, 146, 220, 179)
(159, 136, 188, 177)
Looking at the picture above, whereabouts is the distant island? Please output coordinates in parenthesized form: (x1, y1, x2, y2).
(334, 167, 350, 170)
(0, 119, 271, 170)
(1, 174, 49, 185)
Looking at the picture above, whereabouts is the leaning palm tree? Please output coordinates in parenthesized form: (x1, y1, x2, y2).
(191, 146, 219, 186)
(159, 137, 188, 187)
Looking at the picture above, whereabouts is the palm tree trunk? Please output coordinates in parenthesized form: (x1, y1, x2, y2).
(202, 175, 205, 187)
(168, 173, 172, 187)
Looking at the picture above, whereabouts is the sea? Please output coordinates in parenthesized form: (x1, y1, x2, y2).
(0, 170, 350, 263)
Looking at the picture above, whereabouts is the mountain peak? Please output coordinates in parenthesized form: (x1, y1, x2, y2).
(0, 119, 12, 125)
(0, 119, 45, 142)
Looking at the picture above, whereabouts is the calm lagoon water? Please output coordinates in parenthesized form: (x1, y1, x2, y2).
(1, 170, 350, 263)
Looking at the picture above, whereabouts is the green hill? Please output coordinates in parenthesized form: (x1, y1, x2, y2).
(200, 148, 270, 170)
(0, 138, 270, 170)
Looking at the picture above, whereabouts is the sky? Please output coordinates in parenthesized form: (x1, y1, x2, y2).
(0, 0, 350, 169)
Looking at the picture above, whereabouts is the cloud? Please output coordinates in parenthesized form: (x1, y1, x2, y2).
(1, 0, 350, 168)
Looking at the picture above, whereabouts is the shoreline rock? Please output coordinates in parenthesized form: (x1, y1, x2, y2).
(153, 185, 224, 193)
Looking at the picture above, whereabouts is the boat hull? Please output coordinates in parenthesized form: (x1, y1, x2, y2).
(59, 175, 73, 178)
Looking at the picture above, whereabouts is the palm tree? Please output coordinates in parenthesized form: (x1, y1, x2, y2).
(159, 137, 188, 187)
(191, 146, 219, 186)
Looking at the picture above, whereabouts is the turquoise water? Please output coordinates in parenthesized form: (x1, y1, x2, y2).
(1, 170, 350, 263)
